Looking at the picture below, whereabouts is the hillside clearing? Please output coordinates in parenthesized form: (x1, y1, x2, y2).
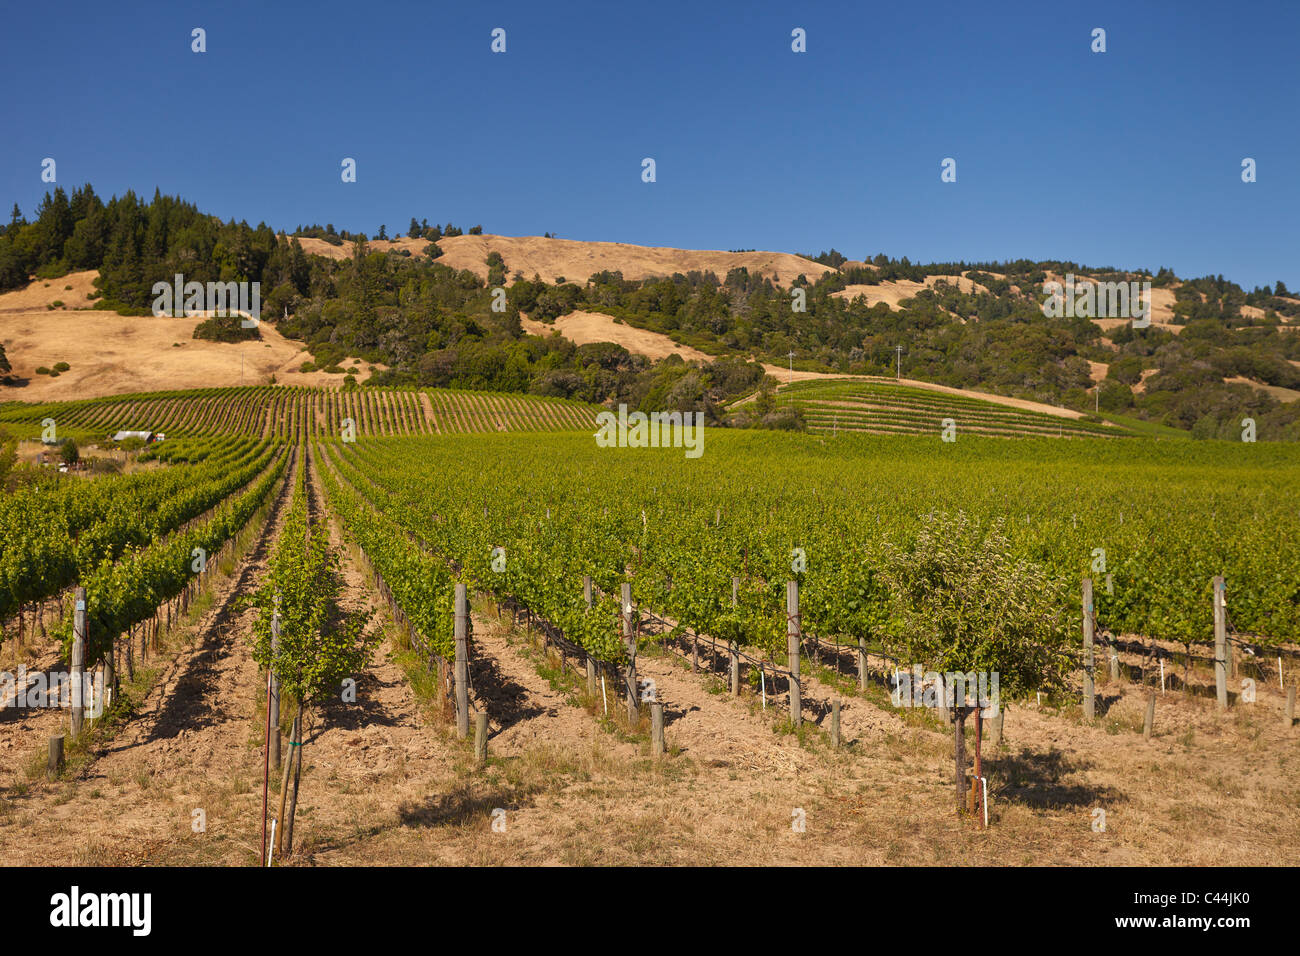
(290, 234, 835, 287)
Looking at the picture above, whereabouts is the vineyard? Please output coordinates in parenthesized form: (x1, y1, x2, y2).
(781, 379, 1137, 439)
(2, 398, 1298, 867)
(0, 385, 599, 442)
(319, 429, 1300, 661)
(6, 0, 1300, 912)
(0, 436, 283, 647)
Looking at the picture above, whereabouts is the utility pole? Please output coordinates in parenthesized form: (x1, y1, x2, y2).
(895, 345, 904, 380)
(786, 350, 795, 403)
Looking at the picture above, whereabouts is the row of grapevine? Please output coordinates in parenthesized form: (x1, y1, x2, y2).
(323, 431, 1300, 698)
(0, 386, 599, 441)
(314, 441, 465, 660)
(782, 380, 1130, 439)
(0, 438, 275, 630)
(57, 445, 290, 665)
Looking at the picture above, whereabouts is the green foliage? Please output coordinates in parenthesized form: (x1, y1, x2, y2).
(802, 249, 847, 268)
(0, 430, 16, 488)
(246, 465, 376, 705)
(34, 260, 70, 280)
(50, 443, 286, 664)
(760, 406, 805, 430)
(320, 429, 1300, 677)
(881, 512, 1075, 700)
(192, 314, 261, 343)
(0, 437, 265, 622)
(316, 444, 460, 658)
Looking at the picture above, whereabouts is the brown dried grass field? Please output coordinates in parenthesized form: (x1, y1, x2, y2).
(0, 272, 383, 401)
(290, 234, 838, 288)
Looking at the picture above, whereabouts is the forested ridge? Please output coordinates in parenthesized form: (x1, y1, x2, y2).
(3, 185, 1298, 438)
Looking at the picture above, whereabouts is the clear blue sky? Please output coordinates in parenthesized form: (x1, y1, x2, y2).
(3, 0, 1296, 290)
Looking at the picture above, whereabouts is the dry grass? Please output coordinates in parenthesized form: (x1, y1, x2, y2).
(0, 272, 389, 401)
(288, 234, 836, 287)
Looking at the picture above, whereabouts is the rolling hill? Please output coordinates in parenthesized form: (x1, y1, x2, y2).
(289, 233, 836, 287)
(3, 184, 1299, 439)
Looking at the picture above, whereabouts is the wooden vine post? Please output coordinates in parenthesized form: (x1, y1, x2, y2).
(71, 588, 86, 738)
(729, 576, 740, 696)
(277, 711, 302, 857)
(48, 735, 64, 778)
(989, 706, 1004, 748)
(786, 580, 801, 728)
(583, 576, 598, 697)
(651, 702, 665, 757)
(953, 690, 967, 813)
(261, 597, 279, 866)
(1213, 575, 1227, 711)
(622, 583, 638, 726)
(104, 621, 115, 707)
(1082, 577, 1095, 720)
(475, 712, 489, 765)
(454, 582, 470, 738)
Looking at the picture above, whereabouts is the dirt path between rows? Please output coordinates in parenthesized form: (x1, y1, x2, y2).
(466, 612, 632, 759)
(305, 601, 873, 866)
(0, 634, 77, 774)
(630, 642, 819, 776)
(276, 446, 464, 863)
(0, 450, 299, 864)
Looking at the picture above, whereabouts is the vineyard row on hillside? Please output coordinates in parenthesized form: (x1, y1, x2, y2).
(0, 385, 599, 441)
(783, 380, 1131, 439)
